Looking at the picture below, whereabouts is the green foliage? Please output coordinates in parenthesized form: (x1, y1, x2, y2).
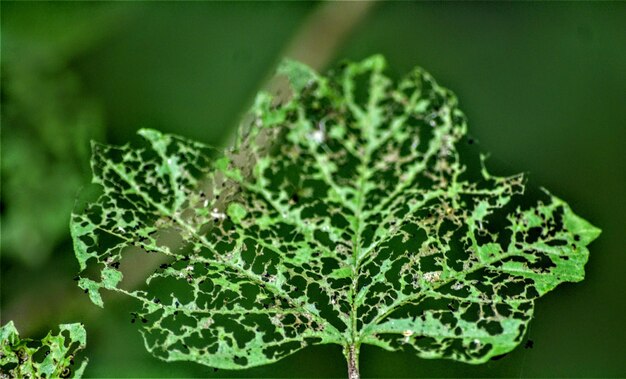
(0, 3, 124, 266)
(0, 321, 87, 378)
(71, 56, 600, 373)
(1, 64, 104, 267)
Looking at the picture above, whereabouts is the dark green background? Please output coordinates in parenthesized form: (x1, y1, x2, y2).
(1, 2, 624, 377)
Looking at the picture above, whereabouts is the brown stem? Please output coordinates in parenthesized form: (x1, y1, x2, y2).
(345, 344, 360, 379)
(281, 1, 376, 71)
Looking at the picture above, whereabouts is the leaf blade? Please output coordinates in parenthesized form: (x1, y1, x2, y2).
(71, 56, 600, 369)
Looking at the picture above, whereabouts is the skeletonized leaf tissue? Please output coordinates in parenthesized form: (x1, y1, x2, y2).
(0, 321, 87, 378)
(70, 56, 600, 378)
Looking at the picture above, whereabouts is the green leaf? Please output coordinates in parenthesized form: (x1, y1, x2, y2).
(0, 321, 88, 378)
(71, 56, 600, 374)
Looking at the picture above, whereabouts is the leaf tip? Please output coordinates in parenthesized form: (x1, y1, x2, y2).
(78, 278, 104, 308)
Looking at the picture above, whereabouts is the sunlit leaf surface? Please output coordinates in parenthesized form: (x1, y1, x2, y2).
(0, 321, 87, 378)
(71, 56, 600, 370)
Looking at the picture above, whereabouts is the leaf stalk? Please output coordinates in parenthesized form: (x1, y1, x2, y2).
(344, 343, 360, 379)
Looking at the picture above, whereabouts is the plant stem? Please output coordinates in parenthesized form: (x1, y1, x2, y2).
(344, 344, 360, 379)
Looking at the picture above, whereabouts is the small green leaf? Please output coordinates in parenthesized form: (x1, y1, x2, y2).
(71, 56, 600, 374)
(0, 321, 88, 378)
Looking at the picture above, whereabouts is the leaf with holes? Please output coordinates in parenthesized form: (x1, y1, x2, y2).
(70, 56, 600, 378)
(0, 321, 87, 378)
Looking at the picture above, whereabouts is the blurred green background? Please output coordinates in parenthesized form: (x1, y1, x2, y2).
(1, 2, 624, 377)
